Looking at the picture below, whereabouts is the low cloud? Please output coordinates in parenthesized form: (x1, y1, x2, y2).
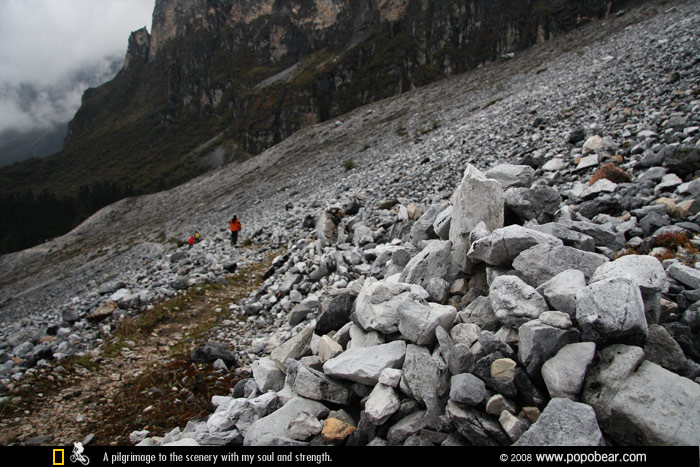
(0, 0, 154, 134)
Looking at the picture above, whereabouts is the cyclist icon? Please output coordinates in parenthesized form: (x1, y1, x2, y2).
(70, 442, 90, 465)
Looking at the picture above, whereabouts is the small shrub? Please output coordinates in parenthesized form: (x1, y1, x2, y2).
(343, 159, 355, 171)
(590, 163, 632, 185)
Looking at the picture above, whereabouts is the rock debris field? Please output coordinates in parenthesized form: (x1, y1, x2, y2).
(1, 0, 700, 447)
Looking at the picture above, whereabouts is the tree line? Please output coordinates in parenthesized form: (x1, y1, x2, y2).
(0, 181, 136, 255)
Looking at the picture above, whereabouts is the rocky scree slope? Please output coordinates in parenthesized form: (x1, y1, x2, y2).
(2, 0, 700, 447)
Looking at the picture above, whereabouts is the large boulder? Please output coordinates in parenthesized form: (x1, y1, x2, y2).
(243, 397, 329, 446)
(400, 344, 449, 404)
(449, 164, 505, 273)
(505, 187, 562, 224)
(399, 240, 452, 289)
(322, 340, 407, 385)
(468, 225, 562, 266)
(575, 278, 648, 346)
(489, 275, 548, 329)
(513, 244, 609, 287)
(354, 278, 429, 334)
(285, 359, 354, 405)
(518, 320, 579, 380)
(590, 255, 666, 294)
(514, 398, 604, 446)
(251, 357, 285, 392)
(398, 299, 457, 346)
(541, 342, 596, 400)
(582, 345, 700, 446)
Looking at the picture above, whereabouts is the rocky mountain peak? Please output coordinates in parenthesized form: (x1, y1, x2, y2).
(124, 27, 151, 70)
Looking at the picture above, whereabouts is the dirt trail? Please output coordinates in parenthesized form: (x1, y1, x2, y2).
(0, 259, 271, 446)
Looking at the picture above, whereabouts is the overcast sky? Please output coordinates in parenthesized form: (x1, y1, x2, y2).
(0, 0, 155, 133)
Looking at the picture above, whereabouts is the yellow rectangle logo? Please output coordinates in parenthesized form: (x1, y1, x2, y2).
(53, 449, 64, 466)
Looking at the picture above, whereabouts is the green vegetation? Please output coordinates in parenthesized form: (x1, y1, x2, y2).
(342, 159, 355, 171)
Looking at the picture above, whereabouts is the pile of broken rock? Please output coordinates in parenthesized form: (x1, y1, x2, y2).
(140, 161, 700, 447)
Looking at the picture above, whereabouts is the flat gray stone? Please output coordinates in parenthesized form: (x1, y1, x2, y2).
(514, 398, 604, 446)
(485, 164, 536, 189)
(513, 244, 609, 287)
(504, 187, 562, 224)
(450, 373, 486, 406)
(518, 320, 579, 380)
(445, 400, 509, 446)
(468, 225, 563, 266)
(583, 349, 700, 446)
(322, 340, 407, 385)
(667, 262, 700, 289)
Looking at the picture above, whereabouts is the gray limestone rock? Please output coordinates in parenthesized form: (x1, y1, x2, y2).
(243, 397, 329, 446)
(536, 269, 587, 317)
(449, 373, 486, 406)
(468, 225, 563, 266)
(449, 164, 505, 273)
(252, 357, 285, 393)
(514, 398, 604, 446)
(518, 320, 579, 380)
(398, 298, 457, 346)
(400, 344, 449, 404)
(445, 400, 509, 446)
(433, 206, 453, 241)
(399, 240, 452, 289)
(505, 187, 562, 224)
(270, 325, 316, 372)
(287, 411, 322, 441)
(485, 164, 536, 190)
(643, 324, 687, 374)
(387, 410, 427, 445)
(459, 296, 498, 331)
(364, 383, 401, 425)
(667, 262, 700, 289)
(499, 411, 530, 443)
(583, 349, 700, 446)
(354, 277, 429, 334)
(591, 255, 666, 294)
(322, 340, 407, 385)
(541, 342, 596, 400)
(575, 277, 648, 346)
(285, 359, 354, 405)
(513, 244, 609, 287)
(425, 277, 451, 304)
(489, 275, 548, 329)
(410, 203, 444, 246)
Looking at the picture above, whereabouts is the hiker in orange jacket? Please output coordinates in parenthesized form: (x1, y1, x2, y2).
(229, 215, 242, 245)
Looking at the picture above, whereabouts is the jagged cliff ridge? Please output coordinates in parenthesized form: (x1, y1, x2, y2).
(10, 0, 627, 197)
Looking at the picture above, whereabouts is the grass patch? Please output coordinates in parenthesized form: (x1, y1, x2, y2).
(342, 159, 355, 171)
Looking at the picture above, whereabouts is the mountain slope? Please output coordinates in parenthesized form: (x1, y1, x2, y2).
(0, 0, 629, 200)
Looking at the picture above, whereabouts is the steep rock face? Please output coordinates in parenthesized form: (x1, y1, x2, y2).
(61, 0, 627, 194)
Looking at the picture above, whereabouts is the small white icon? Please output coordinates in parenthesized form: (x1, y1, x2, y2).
(70, 442, 90, 466)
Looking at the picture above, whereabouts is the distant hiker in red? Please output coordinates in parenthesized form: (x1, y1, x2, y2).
(188, 235, 195, 248)
(229, 215, 242, 245)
